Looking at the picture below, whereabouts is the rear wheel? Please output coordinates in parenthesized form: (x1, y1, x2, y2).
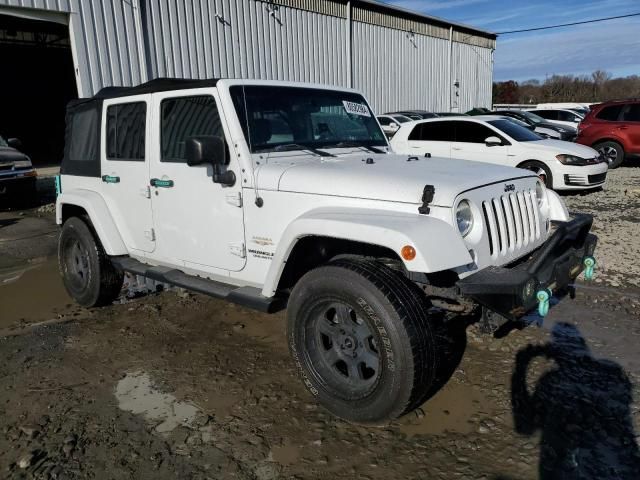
(594, 141, 624, 168)
(287, 258, 437, 424)
(58, 217, 123, 307)
(520, 161, 553, 188)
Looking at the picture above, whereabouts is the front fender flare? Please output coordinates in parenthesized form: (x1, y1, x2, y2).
(262, 207, 472, 297)
(56, 190, 127, 255)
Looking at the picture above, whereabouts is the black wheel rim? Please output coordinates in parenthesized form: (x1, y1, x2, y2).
(599, 146, 618, 165)
(64, 240, 91, 291)
(305, 300, 380, 400)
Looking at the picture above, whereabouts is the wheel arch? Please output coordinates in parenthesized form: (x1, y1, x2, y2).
(592, 138, 626, 151)
(56, 190, 127, 255)
(261, 207, 472, 297)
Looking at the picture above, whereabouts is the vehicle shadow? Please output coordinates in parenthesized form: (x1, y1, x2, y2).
(511, 322, 640, 479)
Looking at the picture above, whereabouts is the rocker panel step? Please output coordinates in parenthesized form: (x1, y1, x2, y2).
(110, 256, 285, 313)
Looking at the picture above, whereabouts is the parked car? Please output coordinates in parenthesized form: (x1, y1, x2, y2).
(390, 116, 608, 190)
(493, 110, 577, 141)
(528, 108, 584, 129)
(388, 110, 437, 120)
(0, 135, 37, 204)
(56, 78, 597, 424)
(576, 99, 640, 168)
(376, 114, 412, 137)
(536, 102, 591, 116)
(435, 112, 469, 117)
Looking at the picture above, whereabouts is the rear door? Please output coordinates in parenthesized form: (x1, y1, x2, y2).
(404, 121, 453, 158)
(620, 103, 640, 153)
(100, 96, 155, 254)
(450, 121, 510, 166)
(147, 89, 246, 272)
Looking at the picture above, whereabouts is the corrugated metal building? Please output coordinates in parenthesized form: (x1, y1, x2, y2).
(0, 0, 495, 164)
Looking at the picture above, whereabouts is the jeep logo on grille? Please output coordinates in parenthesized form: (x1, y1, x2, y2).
(504, 183, 515, 192)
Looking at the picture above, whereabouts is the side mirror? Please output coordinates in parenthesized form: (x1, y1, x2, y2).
(185, 136, 235, 186)
(485, 136, 502, 147)
(390, 122, 399, 130)
(7, 138, 22, 150)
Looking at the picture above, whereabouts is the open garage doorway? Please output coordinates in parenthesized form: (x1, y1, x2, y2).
(0, 13, 77, 168)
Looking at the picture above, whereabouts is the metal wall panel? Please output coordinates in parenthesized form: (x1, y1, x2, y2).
(352, 21, 493, 113)
(142, 0, 349, 87)
(0, 0, 147, 96)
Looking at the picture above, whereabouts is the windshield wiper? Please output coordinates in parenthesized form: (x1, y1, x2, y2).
(328, 141, 386, 154)
(256, 143, 334, 157)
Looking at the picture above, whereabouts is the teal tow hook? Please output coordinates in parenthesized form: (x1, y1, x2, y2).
(536, 289, 551, 317)
(583, 256, 596, 281)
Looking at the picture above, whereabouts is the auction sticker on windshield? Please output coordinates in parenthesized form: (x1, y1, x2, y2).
(343, 101, 371, 117)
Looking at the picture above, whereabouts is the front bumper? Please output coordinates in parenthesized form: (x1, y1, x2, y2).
(456, 214, 596, 321)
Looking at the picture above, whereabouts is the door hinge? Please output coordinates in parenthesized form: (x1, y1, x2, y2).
(229, 242, 246, 258)
(144, 228, 155, 241)
(141, 186, 151, 198)
(226, 192, 243, 207)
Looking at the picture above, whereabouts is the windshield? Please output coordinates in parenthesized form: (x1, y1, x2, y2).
(488, 119, 543, 142)
(230, 86, 387, 153)
(0, 135, 7, 147)
(516, 111, 545, 125)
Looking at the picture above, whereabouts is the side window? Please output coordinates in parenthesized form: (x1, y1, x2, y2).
(378, 117, 391, 126)
(596, 105, 624, 121)
(559, 111, 579, 122)
(408, 122, 454, 141)
(106, 102, 146, 161)
(539, 110, 558, 120)
(161, 95, 223, 163)
(622, 104, 640, 122)
(454, 121, 495, 143)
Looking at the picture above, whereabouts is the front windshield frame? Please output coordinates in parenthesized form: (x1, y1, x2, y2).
(488, 119, 543, 142)
(230, 85, 388, 154)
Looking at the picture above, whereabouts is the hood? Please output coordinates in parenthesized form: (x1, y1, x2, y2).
(524, 139, 598, 157)
(260, 153, 537, 207)
(0, 147, 29, 164)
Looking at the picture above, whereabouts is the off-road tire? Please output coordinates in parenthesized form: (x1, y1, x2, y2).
(58, 216, 123, 307)
(594, 140, 624, 169)
(519, 160, 553, 188)
(287, 258, 437, 424)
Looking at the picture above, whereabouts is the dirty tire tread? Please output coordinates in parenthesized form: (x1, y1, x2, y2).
(288, 257, 437, 423)
(58, 216, 123, 307)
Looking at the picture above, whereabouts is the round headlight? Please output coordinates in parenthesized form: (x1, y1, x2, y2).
(535, 181, 545, 207)
(456, 200, 474, 237)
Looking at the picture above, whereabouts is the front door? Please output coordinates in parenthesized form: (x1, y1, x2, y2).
(148, 89, 246, 272)
(100, 96, 155, 254)
(450, 121, 510, 166)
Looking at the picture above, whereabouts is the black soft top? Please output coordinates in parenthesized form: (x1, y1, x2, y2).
(62, 78, 220, 177)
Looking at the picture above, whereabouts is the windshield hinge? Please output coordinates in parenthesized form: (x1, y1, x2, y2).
(226, 192, 243, 207)
(418, 185, 435, 215)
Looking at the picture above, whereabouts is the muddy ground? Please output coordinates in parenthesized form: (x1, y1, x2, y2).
(1, 166, 639, 479)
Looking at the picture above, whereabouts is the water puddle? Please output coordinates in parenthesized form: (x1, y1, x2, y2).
(115, 371, 200, 434)
(0, 257, 71, 330)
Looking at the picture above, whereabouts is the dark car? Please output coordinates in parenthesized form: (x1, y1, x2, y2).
(576, 99, 640, 168)
(0, 136, 37, 203)
(493, 110, 577, 141)
(387, 110, 438, 120)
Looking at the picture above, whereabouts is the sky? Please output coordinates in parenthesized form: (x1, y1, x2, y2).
(379, 0, 640, 81)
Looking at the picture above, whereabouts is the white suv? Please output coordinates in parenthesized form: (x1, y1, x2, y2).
(390, 116, 608, 191)
(56, 79, 597, 424)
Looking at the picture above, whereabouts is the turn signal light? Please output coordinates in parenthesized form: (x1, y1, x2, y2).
(401, 245, 416, 261)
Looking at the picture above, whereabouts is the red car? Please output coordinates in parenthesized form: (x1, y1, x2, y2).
(576, 99, 640, 168)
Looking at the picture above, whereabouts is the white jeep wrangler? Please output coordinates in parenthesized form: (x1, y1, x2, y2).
(56, 78, 597, 424)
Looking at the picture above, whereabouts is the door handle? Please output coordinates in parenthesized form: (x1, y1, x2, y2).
(150, 178, 174, 188)
(101, 175, 120, 183)
(452, 147, 462, 151)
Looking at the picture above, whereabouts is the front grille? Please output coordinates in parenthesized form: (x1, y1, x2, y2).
(0, 163, 13, 171)
(588, 173, 606, 184)
(482, 189, 541, 258)
(564, 174, 587, 186)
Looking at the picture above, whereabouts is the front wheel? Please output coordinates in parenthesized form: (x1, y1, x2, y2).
(287, 258, 437, 424)
(58, 217, 123, 307)
(520, 161, 553, 189)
